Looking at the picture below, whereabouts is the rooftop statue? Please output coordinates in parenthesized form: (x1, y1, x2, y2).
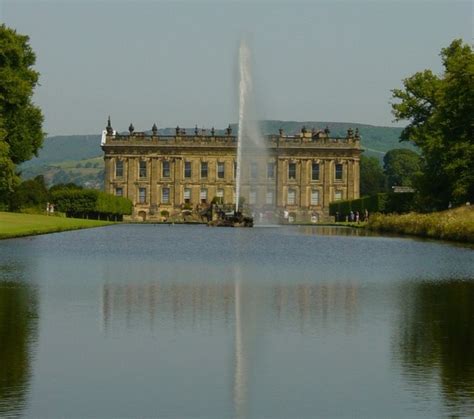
(106, 116, 113, 135)
(129, 123, 134, 134)
(152, 123, 158, 135)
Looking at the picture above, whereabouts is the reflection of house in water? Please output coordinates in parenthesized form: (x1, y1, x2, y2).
(102, 280, 359, 418)
(101, 281, 359, 334)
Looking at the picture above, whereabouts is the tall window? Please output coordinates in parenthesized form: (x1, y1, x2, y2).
(138, 187, 146, 204)
(234, 161, 237, 179)
(162, 161, 170, 178)
(334, 190, 342, 201)
(184, 161, 192, 178)
(312, 162, 320, 181)
(250, 162, 258, 180)
(335, 163, 343, 180)
(115, 187, 123, 197)
(288, 163, 296, 180)
(162, 187, 170, 204)
(266, 190, 274, 205)
(311, 190, 320, 206)
(249, 189, 257, 205)
(217, 162, 225, 179)
(267, 162, 275, 179)
(184, 188, 191, 203)
(115, 160, 123, 177)
(139, 160, 147, 178)
(200, 188, 208, 203)
(201, 162, 208, 178)
(287, 189, 296, 205)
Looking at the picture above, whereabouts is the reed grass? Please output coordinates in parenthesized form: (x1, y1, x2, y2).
(368, 206, 474, 243)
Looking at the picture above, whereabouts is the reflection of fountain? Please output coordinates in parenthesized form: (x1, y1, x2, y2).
(233, 276, 247, 419)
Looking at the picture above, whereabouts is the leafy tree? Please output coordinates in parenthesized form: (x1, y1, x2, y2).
(0, 129, 18, 200)
(0, 25, 44, 202)
(391, 39, 474, 208)
(360, 155, 386, 197)
(383, 148, 422, 189)
(9, 175, 49, 211)
(49, 183, 83, 193)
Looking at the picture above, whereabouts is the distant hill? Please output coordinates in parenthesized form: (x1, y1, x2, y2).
(19, 120, 411, 188)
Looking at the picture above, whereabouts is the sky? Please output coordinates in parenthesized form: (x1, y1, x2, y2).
(1, 0, 472, 136)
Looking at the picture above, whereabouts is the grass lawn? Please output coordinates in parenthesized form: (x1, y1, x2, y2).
(0, 212, 114, 239)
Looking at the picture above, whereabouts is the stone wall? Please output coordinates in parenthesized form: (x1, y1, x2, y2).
(102, 129, 361, 222)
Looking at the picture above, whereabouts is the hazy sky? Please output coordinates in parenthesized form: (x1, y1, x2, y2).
(1, 0, 472, 136)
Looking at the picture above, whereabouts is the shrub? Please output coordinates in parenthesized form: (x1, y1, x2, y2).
(51, 189, 132, 220)
(329, 192, 415, 217)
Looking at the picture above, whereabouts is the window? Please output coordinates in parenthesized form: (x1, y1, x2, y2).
(334, 190, 342, 201)
(267, 162, 275, 179)
(216, 188, 224, 198)
(115, 187, 123, 197)
(200, 188, 208, 203)
(162, 161, 170, 178)
(217, 162, 225, 179)
(335, 163, 343, 180)
(162, 187, 170, 204)
(138, 187, 146, 204)
(312, 162, 320, 181)
(287, 189, 296, 205)
(115, 160, 123, 177)
(249, 189, 257, 205)
(184, 188, 191, 203)
(311, 190, 320, 205)
(266, 190, 274, 205)
(139, 160, 147, 178)
(250, 162, 258, 179)
(184, 161, 192, 178)
(288, 163, 296, 180)
(201, 162, 208, 178)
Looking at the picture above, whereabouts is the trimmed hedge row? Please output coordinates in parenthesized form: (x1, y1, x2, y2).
(52, 189, 132, 220)
(329, 192, 415, 217)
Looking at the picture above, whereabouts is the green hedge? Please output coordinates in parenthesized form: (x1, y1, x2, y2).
(52, 189, 132, 220)
(329, 193, 415, 217)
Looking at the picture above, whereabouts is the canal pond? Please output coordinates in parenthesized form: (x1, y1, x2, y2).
(0, 224, 473, 418)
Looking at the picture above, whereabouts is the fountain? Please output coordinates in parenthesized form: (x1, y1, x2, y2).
(209, 39, 268, 227)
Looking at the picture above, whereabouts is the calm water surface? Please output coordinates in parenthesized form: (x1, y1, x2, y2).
(0, 225, 473, 418)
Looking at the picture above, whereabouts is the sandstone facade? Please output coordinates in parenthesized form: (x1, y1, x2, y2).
(101, 123, 361, 222)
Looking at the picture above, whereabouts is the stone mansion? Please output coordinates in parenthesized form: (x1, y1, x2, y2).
(101, 119, 361, 222)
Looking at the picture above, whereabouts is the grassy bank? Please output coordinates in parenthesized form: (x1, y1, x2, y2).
(367, 206, 474, 243)
(0, 212, 113, 239)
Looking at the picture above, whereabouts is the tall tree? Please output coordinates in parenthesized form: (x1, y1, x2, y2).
(383, 148, 422, 189)
(360, 155, 386, 197)
(391, 39, 474, 209)
(0, 25, 44, 201)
